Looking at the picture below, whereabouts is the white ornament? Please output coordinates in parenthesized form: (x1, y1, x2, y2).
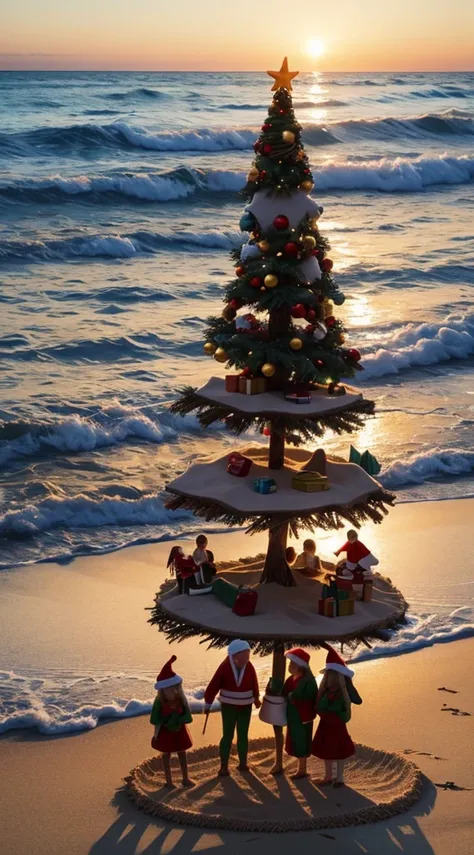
(313, 322, 327, 341)
(245, 189, 322, 231)
(240, 242, 261, 263)
(298, 255, 322, 283)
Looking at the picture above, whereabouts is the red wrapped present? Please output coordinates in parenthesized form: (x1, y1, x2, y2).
(324, 597, 337, 618)
(225, 375, 240, 393)
(227, 452, 253, 477)
(232, 588, 258, 616)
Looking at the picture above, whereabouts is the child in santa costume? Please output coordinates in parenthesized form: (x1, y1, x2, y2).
(334, 529, 378, 576)
(150, 655, 194, 787)
(204, 639, 260, 776)
(311, 647, 362, 787)
(283, 648, 318, 778)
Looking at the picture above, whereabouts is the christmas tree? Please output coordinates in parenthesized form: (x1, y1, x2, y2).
(167, 59, 392, 587)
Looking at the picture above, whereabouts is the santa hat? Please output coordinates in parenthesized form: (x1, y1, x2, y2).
(285, 648, 310, 670)
(154, 655, 182, 690)
(320, 646, 354, 679)
(227, 639, 250, 657)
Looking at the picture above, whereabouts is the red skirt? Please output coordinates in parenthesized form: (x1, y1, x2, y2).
(311, 713, 355, 760)
(151, 724, 192, 754)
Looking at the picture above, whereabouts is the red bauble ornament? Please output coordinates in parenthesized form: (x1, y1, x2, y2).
(305, 324, 315, 334)
(283, 241, 299, 257)
(253, 141, 261, 152)
(321, 258, 334, 272)
(291, 303, 306, 319)
(311, 249, 320, 257)
(279, 109, 286, 115)
(262, 425, 271, 436)
(315, 359, 324, 368)
(325, 315, 336, 327)
(235, 266, 245, 277)
(273, 214, 290, 231)
(348, 348, 361, 362)
(262, 143, 272, 155)
(240, 367, 251, 377)
(259, 170, 267, 180)
(229, 298, 241, 310)
(262, 123, 271, 131)
(306, 309, 316, 321)
(249, 276, 262, 288)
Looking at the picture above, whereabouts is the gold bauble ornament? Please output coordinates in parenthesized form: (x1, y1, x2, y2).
(261, 362, 276, 377)
(309, 216, 320, 230)
(289, 337, 303, 351)
(299, 180, 314, 192)
(247, 167, 259, 182)
(264, 274, 278, 288)
(258, 239, 270, 252)
(296, 149, 305, 161)
(303, 235, 317, 250)
(337, 333, 345, 344)
(282, 130, 296, 144)
(203, 342, 216, 355)
(222, 305, 236, 322)
(324, 302, 334, 318)
(214, 347, 229, 363)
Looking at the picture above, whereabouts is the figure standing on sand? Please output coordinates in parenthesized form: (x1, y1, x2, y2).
(204, 639, 260, 776)
(312, 647, 362, 787)
(150, 655, 195, 788)
(283, 648, 318, 777)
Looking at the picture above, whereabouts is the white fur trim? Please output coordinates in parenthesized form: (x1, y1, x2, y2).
(229, 657, 247, 687)
(321, 662, 354, 678)
(285, 653, 309, 670)
(218, 691, 255, 706)
(154, 674, 182, 690)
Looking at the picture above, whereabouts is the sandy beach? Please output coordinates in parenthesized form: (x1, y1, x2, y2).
(1, 637, 473, 854)
(1, 498, 474, 854)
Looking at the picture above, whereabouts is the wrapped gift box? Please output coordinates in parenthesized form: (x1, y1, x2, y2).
(292, 471, 329, 492)
(225, 375, 240, 393)
(363, 580, 373, 602)
(227, 452, 252, 477)
(253, 477, 277, 494)
(338, 599, 355, 617)
(238, 377, 267, 395)
(324, 597, 337, 618)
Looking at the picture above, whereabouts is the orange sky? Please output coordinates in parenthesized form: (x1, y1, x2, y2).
(1, 0, 473, 71)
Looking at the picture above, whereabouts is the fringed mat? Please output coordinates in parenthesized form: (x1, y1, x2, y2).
(126, 738, 423, 833)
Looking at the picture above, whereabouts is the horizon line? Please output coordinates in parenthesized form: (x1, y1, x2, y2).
(1, 67, 474, 74)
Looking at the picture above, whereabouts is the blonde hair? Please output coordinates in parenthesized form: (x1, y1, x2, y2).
(158, 684, 187, 706)
(318, 670, 352, 721)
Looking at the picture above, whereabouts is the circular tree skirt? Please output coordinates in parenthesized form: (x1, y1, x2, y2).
(126, 738, 423, 833)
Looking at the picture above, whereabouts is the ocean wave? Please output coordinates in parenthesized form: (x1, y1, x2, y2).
(381, 448, 474, 488)
(0, 402, 205, 466)
(0, 225, 242, 263)
(1, 111, 472, 157)
(361, 313, 474, 378)
(0, 492, 193, 538)
(2, 152, 474, 213)
(352, 608, 474, 665)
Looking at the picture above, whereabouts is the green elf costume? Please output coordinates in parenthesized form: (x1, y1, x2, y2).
(283, 648, 318, 758)
(204, 639, 260, 774)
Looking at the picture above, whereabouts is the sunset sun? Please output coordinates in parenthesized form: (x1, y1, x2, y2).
(306, 39, 326, 59)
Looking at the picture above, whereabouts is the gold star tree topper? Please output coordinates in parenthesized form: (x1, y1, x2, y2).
(266, 57, 299, 92)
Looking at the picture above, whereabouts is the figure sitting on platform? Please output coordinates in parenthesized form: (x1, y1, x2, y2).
(192, 534, 217, 586)
(283, 648, 318, 779)
(311, 648, 360, 788)
(204, 639, 260, 777)
(294, 538, 322, 577)
(334, 529, 378, 577)
(150, 655, 194, 788)
(166, 546, 199, 594)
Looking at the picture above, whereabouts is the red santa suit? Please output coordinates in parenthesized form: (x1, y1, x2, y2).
(336, 539, 378, 573)
(205, 654, 260, 767)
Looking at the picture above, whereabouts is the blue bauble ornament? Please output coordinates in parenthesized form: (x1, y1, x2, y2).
(239, 212, 256, 232)
(333, 292, 346, 306)
(318, 205, 324, 215)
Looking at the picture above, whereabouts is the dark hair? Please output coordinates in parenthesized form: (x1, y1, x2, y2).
(285, 546, 296, 564)
(303, 538, 316, 551)
(167, 545, 182, 568)
(196, 534, 208, 546)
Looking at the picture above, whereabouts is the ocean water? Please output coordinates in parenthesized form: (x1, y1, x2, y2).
(1, 70, 474, 734)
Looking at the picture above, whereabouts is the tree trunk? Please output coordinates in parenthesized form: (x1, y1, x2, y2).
(260, 522, 295, 586)
(268, 305, 291, 392)
(269, 427, 284, 470)
(270, 645, 286, 773)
